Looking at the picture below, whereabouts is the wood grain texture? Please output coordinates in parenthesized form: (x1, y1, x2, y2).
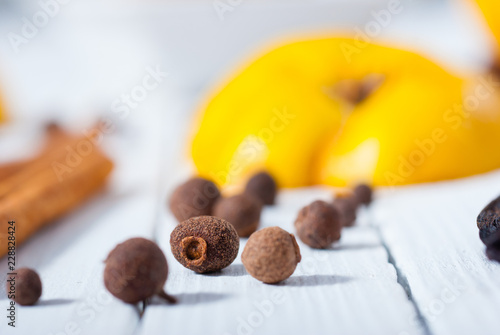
(373, 172, 500, 335)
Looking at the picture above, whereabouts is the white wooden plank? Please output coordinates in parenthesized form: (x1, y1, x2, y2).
(373, 171, 500, 335)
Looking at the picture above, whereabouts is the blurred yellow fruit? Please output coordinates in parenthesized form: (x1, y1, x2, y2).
(191, 37, 500, 188)
(317, 72, 500, 187)
(473, 0, 500, 49)
(191, 38, 345, 187)
(0, 99, 4, 123)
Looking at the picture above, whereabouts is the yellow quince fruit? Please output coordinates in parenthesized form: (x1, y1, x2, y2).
(0, 96, 5, 123)
(473, 0, 500, 50)
(191, 37, 500, 187)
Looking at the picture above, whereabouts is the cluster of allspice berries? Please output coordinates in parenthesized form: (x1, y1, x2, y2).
(169, 171, 277, 237)
(294, 184, 373, 249)
(168, 171, 302, 284)
(6, 174, 374, 310)
(102, 173, 374, 307)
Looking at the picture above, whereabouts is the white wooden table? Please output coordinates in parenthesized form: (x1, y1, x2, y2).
(1, 91, 500, 335)
(1, 1, 500, 334)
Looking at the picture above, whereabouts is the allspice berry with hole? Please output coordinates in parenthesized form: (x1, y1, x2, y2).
(169, 177, 221, 223)
(170, 216, 239, 273)
(213, 194, 263, 237)
(353, 183, 373, 206)
(333, 191, 358, 227)
(244, 171, 277, 205)
(242, 227, 301, 284)
(6, 268, 42, 306)
(104, 238, 175, 304)
(295, 200, 342, 248)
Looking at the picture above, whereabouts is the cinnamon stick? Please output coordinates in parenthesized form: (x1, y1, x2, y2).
(0, 161, 31, 181)
(0, 126, 113, 257)
(0, 123, 72, 181)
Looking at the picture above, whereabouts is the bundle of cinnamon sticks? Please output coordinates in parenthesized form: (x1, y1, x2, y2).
(0, 123, 114, 258)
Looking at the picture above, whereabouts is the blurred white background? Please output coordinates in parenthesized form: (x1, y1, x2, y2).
(0, 0, 494, 122)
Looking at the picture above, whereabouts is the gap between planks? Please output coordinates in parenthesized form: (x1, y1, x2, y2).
(373, 224, 433, 335)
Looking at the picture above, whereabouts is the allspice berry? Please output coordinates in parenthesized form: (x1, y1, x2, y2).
(170, 216, 239, 273)
(354, 183, 373, 206)
(295, 200, 342, 248)
(169, 177, 221, 223)
(244, 171, 277, 205)
(213, 194, 263, 237)
(6, 268, 42, 306)
(485, 230, 500, 262)
(477, 194, 500, 243)
(104, 238, 175, 304)
(333, 191, 358, 227)
(242, 227, 301, 284)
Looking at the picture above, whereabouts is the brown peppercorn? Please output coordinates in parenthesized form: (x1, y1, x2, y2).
(295, 200, 342, 248)
(170, 216, 239, 273)
(242, 227, 301, 284)
(477, 194, 500, 243)
(333, 191, 358, 227)
(169, 177, 221, 223)
(244, 171, 277, 205)
(485, 230, 500, 262)
(104, 238, 175, 304)
(213, 194, 263, 237)
(6, 268, 42, 306)
(353, 183, 373, 206)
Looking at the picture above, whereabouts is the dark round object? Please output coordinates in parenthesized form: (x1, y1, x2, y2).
(244, 172, 277, 205)
(104, 238, 171, 304)
(478, 195, 500, 243)
(485, 230, 500, 262)
(170, 216, 239, 273)
(333, 196, 358, 227)
(353, 184, 373, 206)
(295, 200, 342, 249)
(169, 177, 221, 223)
(242, 227, 301, 284)
(7, 268, 42, 306)
(213, 194, 263, 237)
